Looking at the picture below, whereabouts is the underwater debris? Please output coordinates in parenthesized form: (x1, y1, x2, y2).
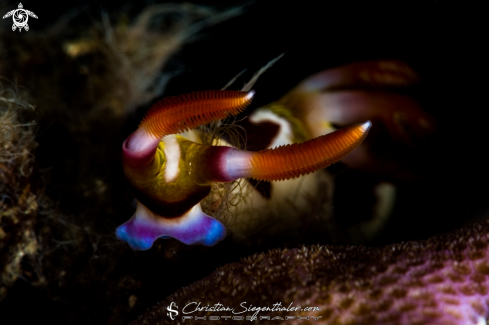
(1, 3, 243, 117)
(0, 83, 39, 300)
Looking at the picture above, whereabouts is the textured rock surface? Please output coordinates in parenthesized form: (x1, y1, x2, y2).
(133, 220, 489, 325)
(0, 86, 40, 300)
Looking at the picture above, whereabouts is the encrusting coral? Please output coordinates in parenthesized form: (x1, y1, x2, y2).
(133, 220, 489, 325)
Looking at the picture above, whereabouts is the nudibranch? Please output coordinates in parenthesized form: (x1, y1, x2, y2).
(116, 90, 371, 250)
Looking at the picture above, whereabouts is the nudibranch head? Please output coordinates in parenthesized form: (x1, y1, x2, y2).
(117, 89, 371, 250)
(119, 90, 254, 249)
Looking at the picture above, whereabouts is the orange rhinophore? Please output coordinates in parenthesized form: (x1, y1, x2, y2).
(247, 121, 371, 181)
(139, 90, 254, 139)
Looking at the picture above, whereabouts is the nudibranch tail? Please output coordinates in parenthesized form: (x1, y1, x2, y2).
(226, 121, 371, 181)
(139, 90, 254, 139)
(298, 60, 420, 93)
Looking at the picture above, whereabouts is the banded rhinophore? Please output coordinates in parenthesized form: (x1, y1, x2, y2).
(116, 89, 371, 250)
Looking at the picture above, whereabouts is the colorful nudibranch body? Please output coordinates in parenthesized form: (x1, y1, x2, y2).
(230, 60, 438, 243)
(117, 89, 371, 250)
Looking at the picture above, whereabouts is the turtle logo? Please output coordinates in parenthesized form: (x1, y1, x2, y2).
(2, 3, 38, 32)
